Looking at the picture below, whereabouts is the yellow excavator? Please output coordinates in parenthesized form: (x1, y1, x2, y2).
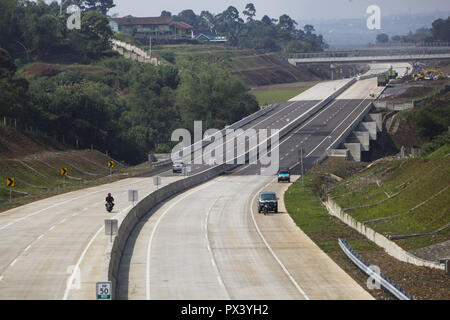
(413, 69, 446, 81)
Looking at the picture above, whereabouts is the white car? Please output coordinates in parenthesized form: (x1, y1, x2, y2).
(172, 160, 185, 173)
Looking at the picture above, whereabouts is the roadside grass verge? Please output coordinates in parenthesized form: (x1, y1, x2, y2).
(285, 174, 379, 253)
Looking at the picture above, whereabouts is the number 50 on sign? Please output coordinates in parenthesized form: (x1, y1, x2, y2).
(96, 282, 112, 300)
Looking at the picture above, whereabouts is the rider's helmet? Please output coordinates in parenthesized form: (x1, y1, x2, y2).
(108, 193, 111, 196)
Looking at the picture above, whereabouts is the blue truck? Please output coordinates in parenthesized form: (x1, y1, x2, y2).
(278, 168, 291, 183)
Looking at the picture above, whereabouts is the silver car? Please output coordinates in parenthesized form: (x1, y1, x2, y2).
(172, 160, 185, 173)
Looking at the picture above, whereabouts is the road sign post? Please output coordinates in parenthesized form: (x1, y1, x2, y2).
(298, 148, 304, 185)
(96, 282, 112, 300)
(107, 161, 114, 177)
(60, 168, 68, 189)
(128, 189, 139, 207)
(105, 219, 118, 243)
(153, 176, 161, 189)
(6, 177, 15, 203)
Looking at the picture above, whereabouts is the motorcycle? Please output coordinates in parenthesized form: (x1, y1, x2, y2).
(105, 202, 114, 213)
(261, 203, 269, 216)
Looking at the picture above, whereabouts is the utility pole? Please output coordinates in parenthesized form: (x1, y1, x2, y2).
(298, 149, 304, 185)
(149, 34, 152, 59)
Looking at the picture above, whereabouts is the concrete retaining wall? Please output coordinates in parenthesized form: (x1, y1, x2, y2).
(324, 198, 445, 270)
(373, 101, 414, 111)
(327, 149, 349, 158)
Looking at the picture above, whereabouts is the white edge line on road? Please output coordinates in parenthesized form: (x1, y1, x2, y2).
(204, 195, 229, 297)
(250, 178, 310, 300)
(145, 180, 220, 300)
(62, 204, 132, 300)
(10, 259, 18, 267)
(62, 225, 104, 300)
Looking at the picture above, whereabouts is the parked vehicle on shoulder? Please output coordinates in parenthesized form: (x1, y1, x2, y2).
(258, 192, 278, 213)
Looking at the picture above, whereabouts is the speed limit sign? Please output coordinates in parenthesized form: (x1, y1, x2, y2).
(96, 282, 112, 300)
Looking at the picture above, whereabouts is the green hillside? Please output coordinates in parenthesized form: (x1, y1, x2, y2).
(329, 147, 450, 251)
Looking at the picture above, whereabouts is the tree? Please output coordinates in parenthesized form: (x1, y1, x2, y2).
(243, 3, 256, 22)
(200, 11, 216, 31)
(376, 33, 389, 43)
(73, 11, 113, 60)
(0, 48, 29, 121)
(72, 0, 116, 15)
(261, 15, 272, 26)
(304, 25, 315, 35)
(278, 14, 297, 32)
(161, 10, 172, 18)
(431, 17, 450, 41)
(174, 9, 198, 28)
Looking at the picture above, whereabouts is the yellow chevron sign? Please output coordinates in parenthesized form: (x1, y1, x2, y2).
(61, 168, 68, 176)
(6, 177, 15, 188)
(107, 161, 114, 168)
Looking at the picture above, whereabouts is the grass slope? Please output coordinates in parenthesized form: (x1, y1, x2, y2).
(329, 148, 450, 251)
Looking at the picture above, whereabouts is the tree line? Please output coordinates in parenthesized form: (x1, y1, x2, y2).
(162, 4, 327, 53)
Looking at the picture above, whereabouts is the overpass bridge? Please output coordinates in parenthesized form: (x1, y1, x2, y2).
(288, 53, 450, 66)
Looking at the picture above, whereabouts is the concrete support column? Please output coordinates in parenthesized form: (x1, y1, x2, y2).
(358, 122, 377, 140)
(344, 143, 361, 162)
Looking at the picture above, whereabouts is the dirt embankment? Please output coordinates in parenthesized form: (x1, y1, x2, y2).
(0, 126, 67, 159)
(230, 52, 322, 87)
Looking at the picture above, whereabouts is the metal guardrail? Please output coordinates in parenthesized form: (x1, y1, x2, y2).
(338, 238, 414, 300)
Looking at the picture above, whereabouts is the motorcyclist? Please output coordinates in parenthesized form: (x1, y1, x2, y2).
(106, 193, 115, 210)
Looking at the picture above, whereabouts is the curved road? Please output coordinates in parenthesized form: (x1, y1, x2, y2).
(118, 174, 372, 300)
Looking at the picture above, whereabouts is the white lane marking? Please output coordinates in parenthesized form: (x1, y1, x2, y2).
(0, 276, 3, 281)
(10, 259, 18, 267)
(37, 235, 44, 240)
(250, 178, 310, 300)
(82, 208, 88, 212)
(204, 196, 229, 295)
(59, 218, 67, 224)
(24, 245, 32, 252)
(63, 204, 132, 300)
(48, 226, 55, 232)
(146, 180, 220, 300)
(217, 276, 224, 287)
(63, 225, 104, 300)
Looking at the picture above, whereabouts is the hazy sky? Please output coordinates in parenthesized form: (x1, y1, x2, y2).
(110, 0, 450, 20)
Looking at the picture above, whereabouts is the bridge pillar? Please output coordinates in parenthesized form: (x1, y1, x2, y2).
(357, 122, 377, 140)
(365, 114, 382, 132)
(344, 143, 361, 162)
